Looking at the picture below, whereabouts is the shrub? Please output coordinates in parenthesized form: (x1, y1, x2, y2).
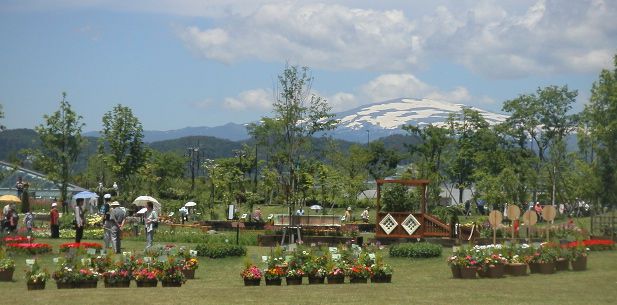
(389, 242, 442, 258)
(381, 184, 420, 212)
(195, 243, 246, 258)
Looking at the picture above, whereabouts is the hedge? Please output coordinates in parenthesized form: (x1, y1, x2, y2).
(195, 243, 247, 258)
(389, 242, 442, 258)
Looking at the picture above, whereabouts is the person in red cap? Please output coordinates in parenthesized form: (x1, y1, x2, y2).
(50, 202, 60, 238)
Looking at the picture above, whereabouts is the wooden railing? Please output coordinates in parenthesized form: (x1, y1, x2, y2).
(375, 212, 450, 239)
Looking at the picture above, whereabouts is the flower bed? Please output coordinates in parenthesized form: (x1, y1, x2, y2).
(2, 235, 34, 243)
(59, 242, 103, 252)
(564, 239, 615, 251)
(6, 243, 52, 255)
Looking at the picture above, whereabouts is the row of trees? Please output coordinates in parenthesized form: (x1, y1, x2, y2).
(6, 54, 617, 216)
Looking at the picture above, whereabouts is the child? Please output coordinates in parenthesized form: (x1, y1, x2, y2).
(24, 209, 34, 235)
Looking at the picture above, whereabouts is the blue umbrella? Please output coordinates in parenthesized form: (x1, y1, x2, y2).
(73, 191, 98, 200)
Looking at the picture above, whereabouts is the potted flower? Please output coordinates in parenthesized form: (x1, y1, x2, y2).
(555, 247, 570, 271)
(0, 257, 15, 282)
(570, 242, 588, 271)
(52, 264, 77, 289)
(347, 264, 371, 284)
(25, 261, 49, 290)
(102, 261, 132, 288)
(482, 253, 507, 278)
(75, 267, 100, 288)
(304, 256, 327, 284)
(240, 262, 262, 286)
(459, 254, 480, 279)
(158, 260, 186, 287)
(179, 257, 198, 279)
(370, 262, 393, 283)
(537, 246, 558, 274)
(285, 267, 305, 285)
(133, 266, 160, 287)
(264, 265, 286, 286)
(506, 254, 527, 276)
(447, 254, 462, 278)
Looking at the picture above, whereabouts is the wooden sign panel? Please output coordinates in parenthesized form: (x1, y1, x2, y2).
(507, 205, 521, 220)
(488, 210, 503, 228)
(522, 210, 537, 226)
(542, 205, 557, 221)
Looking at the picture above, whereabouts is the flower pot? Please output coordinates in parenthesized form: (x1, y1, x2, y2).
(529, 262, 540, 274)
(538, 262, 556, 274)
(286, 277, 303, 285)
(56, 281, 76, 289)
(243, 278, 261, 286)
(104, 280, 131, 288)
(327, 276, 345, 284)
(450, 265, 461, 279)
(507, 263, 527, 276)
(308, 276, 325, 284)
(27, 281, 46, 290)
(0, 268, 14, 281)
(571, 256, 587, 271)
(349, 277, 368, 284)
(182, 269, 196, 279)
(76, 280, 98, 288)
(555, 258, 569, 271)
(371, 274, 392, 283)
(136, 280, 158, 287)
(488, 264, 505, 278)
(477, 267, 488, 278)
(162, 281, 183, 287)
(459, 267, 477, 279)
(265, 278, 282, 286)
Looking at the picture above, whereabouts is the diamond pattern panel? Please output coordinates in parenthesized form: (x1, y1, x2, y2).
(379, 213, 398, 235)
(401, 214, 421, 235)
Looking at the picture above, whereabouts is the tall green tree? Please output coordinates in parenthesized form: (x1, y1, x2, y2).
(33, 92, 84, 205)
(99, 104, 148, 198)
(366, 141, 401, 180)
(585, 54, 617, 208)
(247, 65, 338, 210)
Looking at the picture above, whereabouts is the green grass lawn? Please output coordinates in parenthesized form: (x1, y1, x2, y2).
(2, 237, 616, 305)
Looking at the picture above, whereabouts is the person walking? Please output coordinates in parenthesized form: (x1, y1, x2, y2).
(179, 206, 188, 224)
(50, 202, 60, 238)
(144, 201, 158, 249)
(109, 201, 126, 254)
(74, 199, 85, 243)
(7, 205, 18, 234)
(361, 207, 370, 223)
(24, 209, 34, 235)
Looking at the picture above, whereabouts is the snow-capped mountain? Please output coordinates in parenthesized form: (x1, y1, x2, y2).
(330, 98, 509, 142)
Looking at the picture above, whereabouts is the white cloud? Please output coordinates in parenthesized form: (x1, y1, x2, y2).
(223, 89, 272, 110)
(328, 92, 359, 112)
(191, 99, 213, 109)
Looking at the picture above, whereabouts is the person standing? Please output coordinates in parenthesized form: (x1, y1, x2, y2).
(15, 176, 24, 199)
(24, 209, 34, 235)
(361, 207, 370, 223)
(144, 201, 158, 249)
(344, 207, 352, 222)
(101, 194, 112, 249)
(179, 206, 188, 224)
(50, 202, 60, 238)
(74, 199, 85, 243)
(109, 201, 126, 254)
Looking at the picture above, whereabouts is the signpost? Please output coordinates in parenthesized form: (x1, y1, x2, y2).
(507, 205, 521, 242)
(542, 205, 557, 241)
(231, 221, 245, 245)
(488, 210, 503, 245)
(522, 210, 537, 242)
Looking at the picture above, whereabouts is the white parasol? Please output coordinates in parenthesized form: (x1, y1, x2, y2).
(132, 195, 161, 212)
(185, 201, 197, 207)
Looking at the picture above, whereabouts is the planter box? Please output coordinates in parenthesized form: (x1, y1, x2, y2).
(136, 280, 158, 287)
(529, 262, 540, 274)
(104, 280, 131, 288)
(571, 256, 587, 271)
(162, 281, 183, 287)
(371, 275, 392, 283)
(76, 280, 98, 288)
(450, 266, 461, 279)
(507, 263, 527, 276)
(538, 262, 556, 274)
(349, 277, 368, 284)
(459, 267, 477, 279)
(327, 276, 345, 284)
(182, 269, 196, 279)
(258, 234, 353, 247)
(27, 281, 46, 290)
(0, 268, 14, 281)
(488, 264, 505, 278)
(265, 278, 282, 286)
(56, 281, 76, 289)
(243, 278, 260, 286)
(308, 276, 325, 284)
(286, 277, 302, 285)
(556, 258, 569, 271)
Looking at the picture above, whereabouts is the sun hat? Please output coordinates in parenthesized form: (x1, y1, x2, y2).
(110, 201, 120, 206)
(51, 202, 57, 207)
(347, 207, 352, 211)
(104, 194, 112, 199)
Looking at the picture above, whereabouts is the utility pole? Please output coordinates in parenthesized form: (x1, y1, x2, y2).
(186, 143, 200, 191)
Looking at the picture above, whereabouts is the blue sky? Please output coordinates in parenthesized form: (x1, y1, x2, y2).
(1, 0, 616, 131)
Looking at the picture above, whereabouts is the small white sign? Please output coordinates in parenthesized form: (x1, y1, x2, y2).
(332, 254, 341, 261)
(240, 213, 248, 219)
(227, 205, 235, 220)
(86, 248, 97, 255)
(267, 214, 274, 220)
(329, 247, 338, 254)
(368, 253, 376, 260)
(25, 259, 35, 266)
(189, 250, 198, 257)
(261, 256, 269, 263)
(143, 257, 152, 263)
(122, 251, 132, 257)
(100, 249, 107, 256)
(52, 257, 60, 264)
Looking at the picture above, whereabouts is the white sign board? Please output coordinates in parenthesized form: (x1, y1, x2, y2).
(227, 205, 235, 220)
